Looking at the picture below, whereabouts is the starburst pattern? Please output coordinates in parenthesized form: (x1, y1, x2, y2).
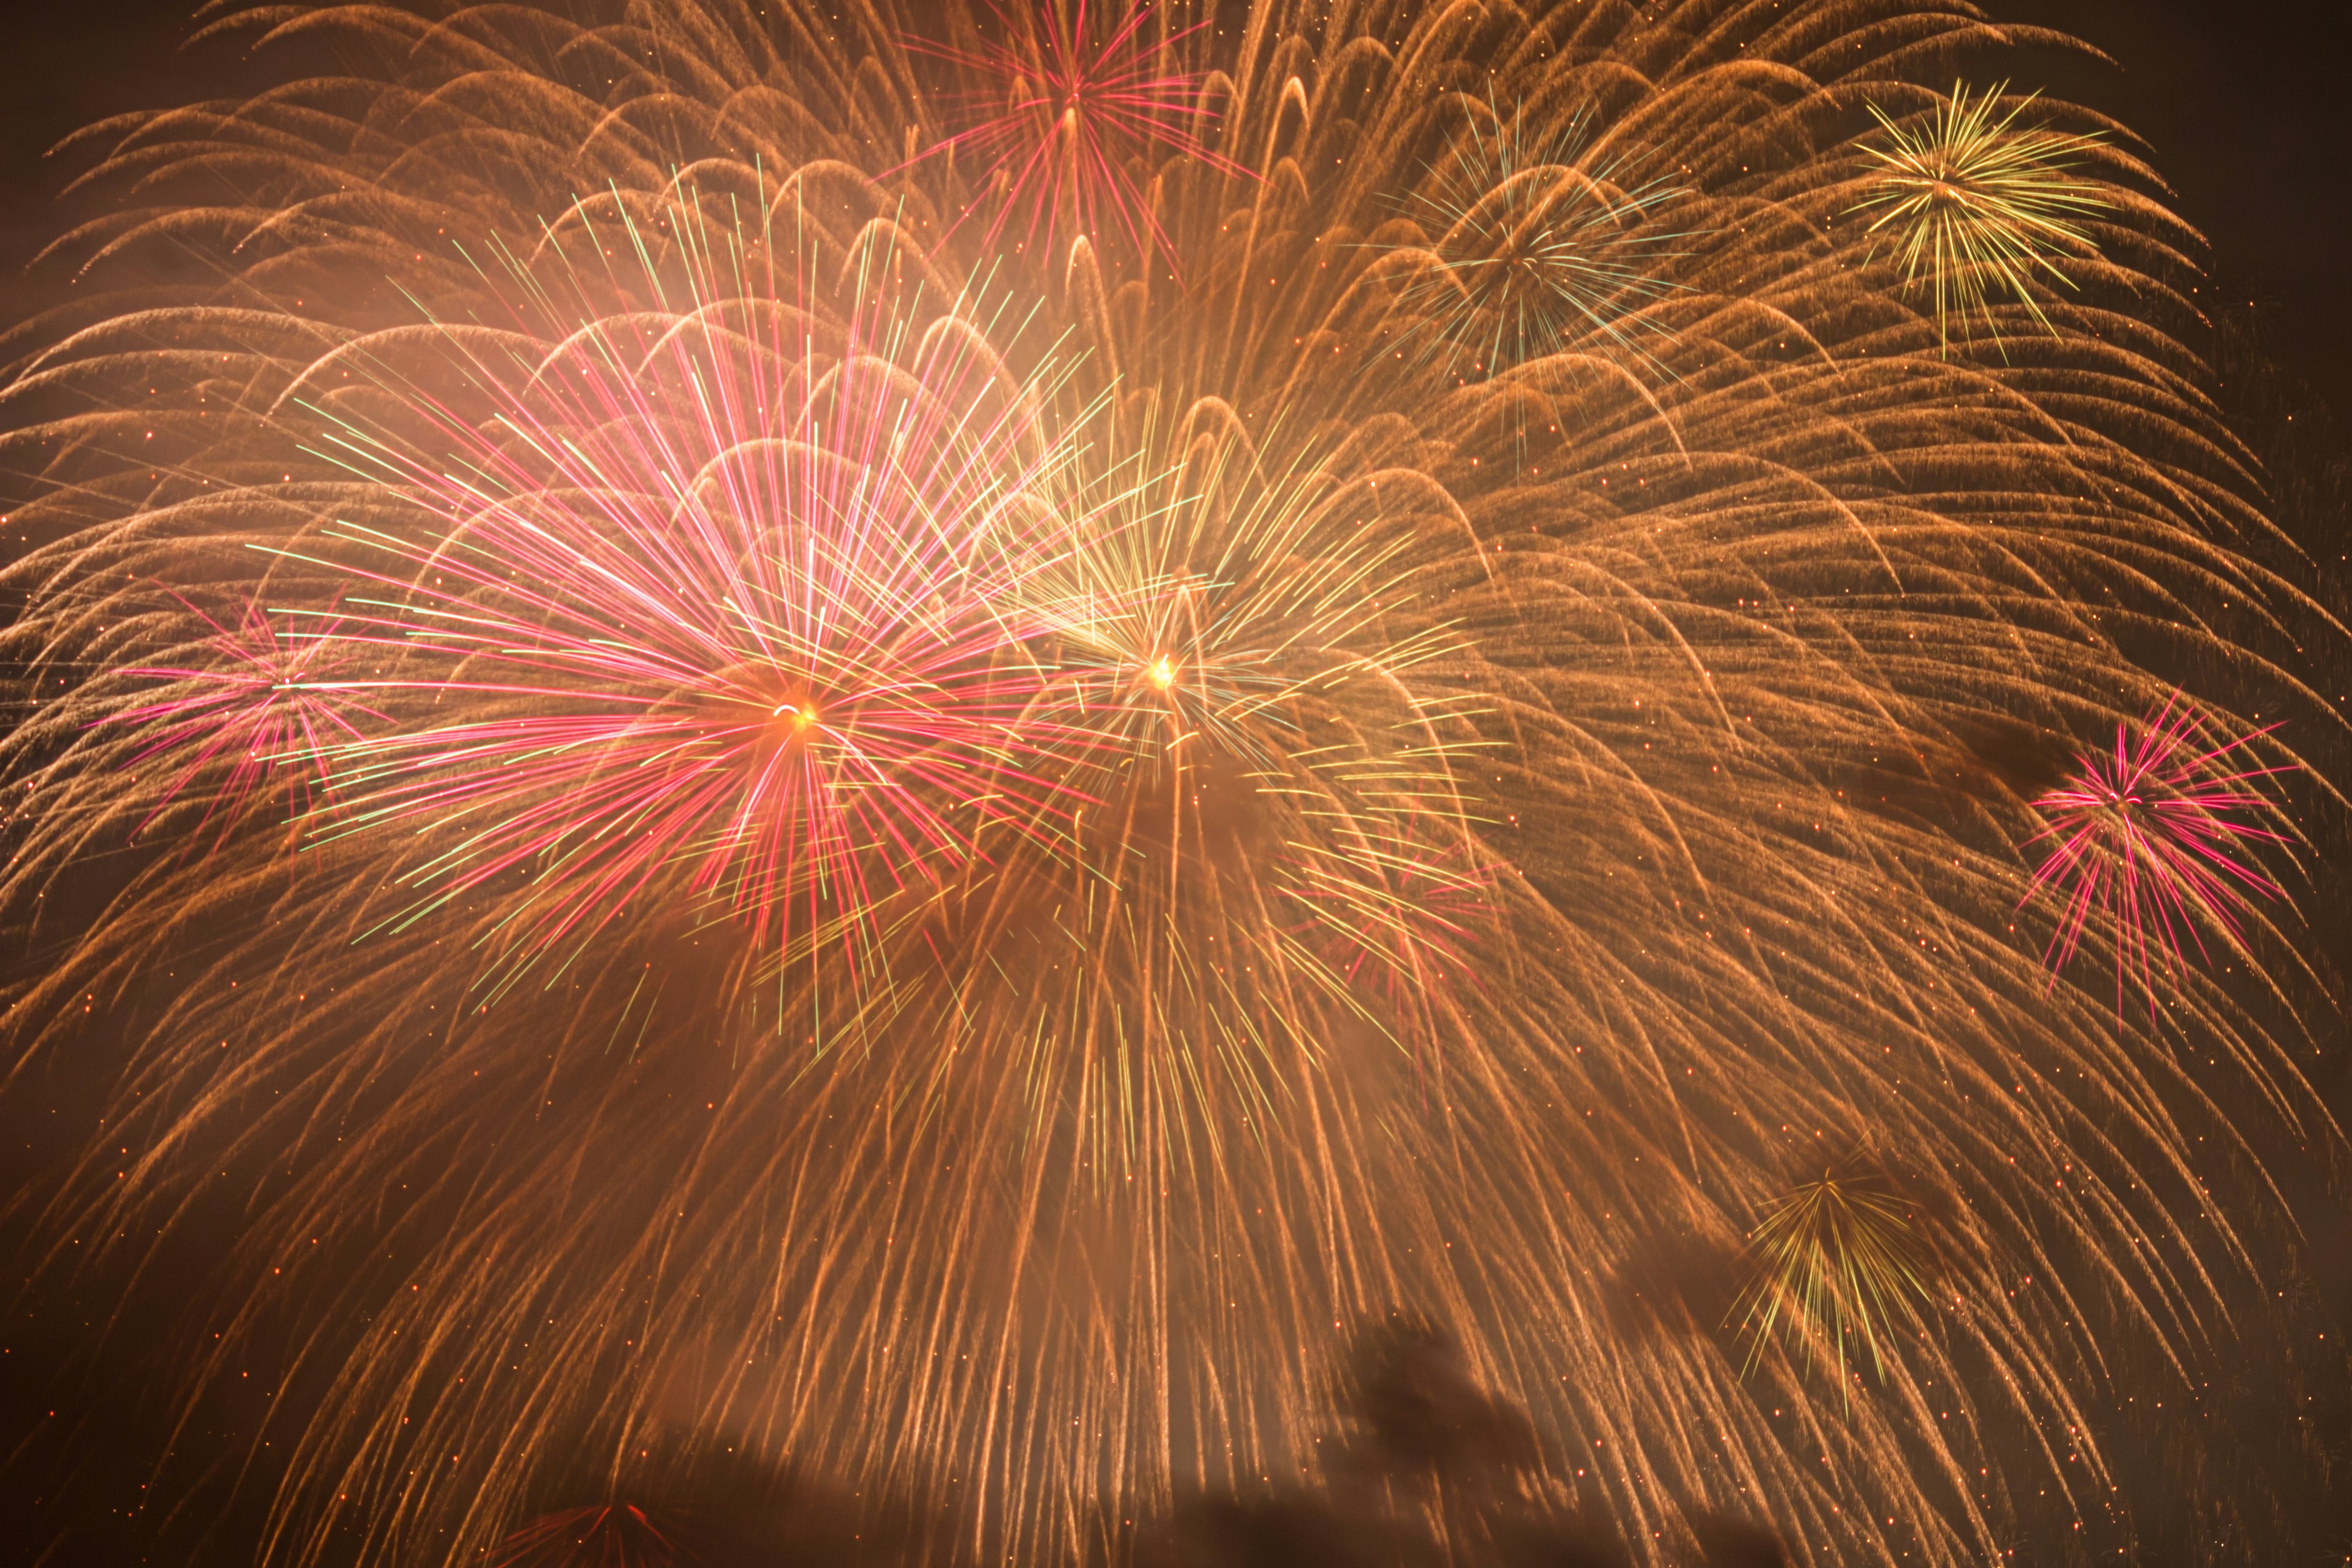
(2026, 696, 2290, 1006)
(1728, 1156, 1935, 1389)
(1384, 97, 1691, 382)
(1029, 436, 1493, 997)
(909, 0, 1243, 270)
(1850, 81, 2110, 353)
(107, 594, 380, 842)
(286, 208, 1109, 979)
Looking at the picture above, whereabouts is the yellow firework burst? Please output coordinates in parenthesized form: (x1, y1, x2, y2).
(1850, 81, 2110, 353)
(1728, 1156, 1935, 1389)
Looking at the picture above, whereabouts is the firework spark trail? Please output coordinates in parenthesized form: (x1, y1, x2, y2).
(262, 200, 1128, 977)
(2026, 695, 2291, 1009)
(902, 0, 1247, 271)
(0, 2, 2341, 1566)
(103, 594, 384, 842)
(1849, 81, 2112, 354)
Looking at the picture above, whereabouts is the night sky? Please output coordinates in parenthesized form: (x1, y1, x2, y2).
(2, 4, 2348, 1565)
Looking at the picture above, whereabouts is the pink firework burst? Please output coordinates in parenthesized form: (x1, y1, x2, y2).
(2024, 695, 2290, 1006)
(907, 0, 1244, 271)
(303, 213, 1101, 978)
(109, 594, 382, 842)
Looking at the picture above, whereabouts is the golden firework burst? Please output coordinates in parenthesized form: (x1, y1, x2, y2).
(1850, 81, 2110, 353)
(1728, 1156, 1935, 1390)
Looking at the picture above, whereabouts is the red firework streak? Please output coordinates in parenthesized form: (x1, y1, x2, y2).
(489, 1504, 679, 1568)
(2024, 695, 2289, 1008)
(108, 594, 383, 842)
(906, 0, 1245, 271)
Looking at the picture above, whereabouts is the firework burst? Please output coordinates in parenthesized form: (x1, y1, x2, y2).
(0, 3, 2339, 1566)
(2026, 695, 2290, 1007)
(908, 0, 1243, 272)
(106, 593, 381, 843)
(1728, 1155, 1935, 1390)
(1028, 432, 1494, 1000)
(1849, 81, 2111, 353)
(1382, 96, 1691, 383)
(489, 1506, 679, 1568)
(285, 205, 1109, 979)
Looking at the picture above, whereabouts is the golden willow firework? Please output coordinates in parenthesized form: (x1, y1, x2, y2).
(0, 2, 2339, 1566)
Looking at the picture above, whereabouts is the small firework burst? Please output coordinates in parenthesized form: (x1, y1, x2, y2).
(489, 1504, 679, 1568)
(910, 0, 1243, 270)
(1388, 96, 1690, 382)
(2026, 696, 2289, 1006)
(108, 594, 381, 842)
(1850, 81, 2108, 353)
(1728, 1155, 1934, 1387)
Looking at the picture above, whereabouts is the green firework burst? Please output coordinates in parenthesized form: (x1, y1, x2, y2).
(1387, 95, 1693, 382)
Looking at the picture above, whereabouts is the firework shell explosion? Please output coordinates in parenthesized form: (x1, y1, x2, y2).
(2026, 695, 2292, 1011)
(0, 1, 2341, 1564)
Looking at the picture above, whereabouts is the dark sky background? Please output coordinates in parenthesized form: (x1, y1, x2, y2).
(0, 3, 2346, 1564)
(2000, 0, 2352, 416)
